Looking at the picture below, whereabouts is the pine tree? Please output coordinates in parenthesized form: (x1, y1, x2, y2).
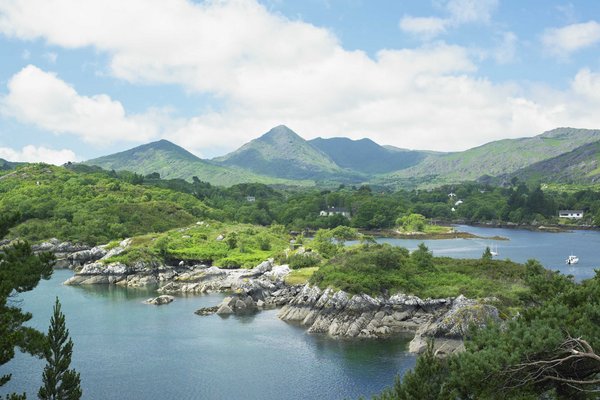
(1, 213, 54, 396)
(38, 298, 82, 400)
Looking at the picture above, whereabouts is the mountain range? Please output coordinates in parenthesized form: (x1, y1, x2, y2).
(76, 125, 600, 188)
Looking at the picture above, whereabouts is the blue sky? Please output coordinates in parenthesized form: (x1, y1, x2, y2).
(1, 0, 600, 164)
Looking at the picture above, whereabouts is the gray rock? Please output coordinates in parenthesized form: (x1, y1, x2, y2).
(195, 306, 219, 316)
(145, 295, 174, 305)
(68, 246, 107, 266)
(216, 304, 233, 315)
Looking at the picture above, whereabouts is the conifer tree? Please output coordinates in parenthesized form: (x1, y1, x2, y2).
(1, 213, 54, 396)
(38, 298, 82, 400)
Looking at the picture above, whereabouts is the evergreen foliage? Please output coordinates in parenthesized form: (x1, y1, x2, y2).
(38, 298, 82, 400)
(0, 214, 54, 397)
(482, 246, 493, 260)
(373, 341, 448, 400)
(372, 267, 600, 399)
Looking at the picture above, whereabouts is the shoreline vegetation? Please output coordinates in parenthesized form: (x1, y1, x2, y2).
(3, 162, 600, 398)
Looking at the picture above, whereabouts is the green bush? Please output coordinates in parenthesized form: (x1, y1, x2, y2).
(286, 252, 321, 270)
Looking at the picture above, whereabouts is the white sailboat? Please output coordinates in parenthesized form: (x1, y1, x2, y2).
(489, 245, 499, 257)
(566, 254, 579, 265)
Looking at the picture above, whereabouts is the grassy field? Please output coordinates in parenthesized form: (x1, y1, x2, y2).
(106, 221, 291, 268)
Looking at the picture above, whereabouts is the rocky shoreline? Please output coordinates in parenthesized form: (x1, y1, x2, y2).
(31, 237, 501, 355)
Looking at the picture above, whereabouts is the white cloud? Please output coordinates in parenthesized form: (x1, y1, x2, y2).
(1, 65, 160, 145)
(445, 0, 497, 24)
(399, 16, 447, 38)
(0, 145, 76, 165)
(571, 68, 600, 101)
(0, 0, 599, 155)
(542, 21, 600, 55)
(399, 0, 497, 38)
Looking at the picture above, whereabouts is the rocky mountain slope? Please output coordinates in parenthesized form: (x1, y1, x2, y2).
(497, 140, 600, 185)
(381, 127, 600, 187)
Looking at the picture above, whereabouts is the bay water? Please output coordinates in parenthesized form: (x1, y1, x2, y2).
(2, 225, 600, 399)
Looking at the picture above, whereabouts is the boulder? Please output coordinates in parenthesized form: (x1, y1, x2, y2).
(216, 304, 233, 315)
(145, 295, 175, 305)
(68, 246, 107, 266)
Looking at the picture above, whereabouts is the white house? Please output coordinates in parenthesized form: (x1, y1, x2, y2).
(246, 196, 256, 202)
(558, 210, 584, 219)
(320, 207, 351, 218)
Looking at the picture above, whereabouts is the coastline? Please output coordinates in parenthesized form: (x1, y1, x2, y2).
(26, 236, 488, 356)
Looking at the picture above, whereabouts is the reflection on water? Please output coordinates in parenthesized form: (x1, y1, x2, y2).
(70, 281, 157, 301)
(6, 225, 594, 399)
(0, 270, 415, 400)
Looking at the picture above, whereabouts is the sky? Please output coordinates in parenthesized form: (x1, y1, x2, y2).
(1, 0, 600, 165)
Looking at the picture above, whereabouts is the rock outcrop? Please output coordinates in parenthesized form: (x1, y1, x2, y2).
(30, 238, 92, 268)
(278, 286, 500, 354)
(59, 237, 499, 355)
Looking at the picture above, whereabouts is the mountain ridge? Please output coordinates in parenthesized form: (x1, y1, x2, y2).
(309, 136, 429, 174)
(82, 125, 600, 189)
(212, 125, 352, 180)
(84, 137, 313, 187)
(380, 127, 600, 187)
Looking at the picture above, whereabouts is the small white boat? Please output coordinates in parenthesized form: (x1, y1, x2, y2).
(490, 245, 499, 257)
(566, 254, 579, 265)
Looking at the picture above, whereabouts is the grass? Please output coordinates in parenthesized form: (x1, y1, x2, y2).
(285, 267, 319, 285)
(104, 221, 291, 268)
(309, 244, 532, 314)
(396, 224, 452, 234)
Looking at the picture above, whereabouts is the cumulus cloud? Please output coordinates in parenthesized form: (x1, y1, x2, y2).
(571, 68, 600, 102)
(1, 65, 160, 145)
(542, 21, 600, 55)
(0, 0, 599, 155)
(0, 145, 76, 165)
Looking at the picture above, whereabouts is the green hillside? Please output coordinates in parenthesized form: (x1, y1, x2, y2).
(498, 140, 600, 185)
(0, 163, 215, 245)
(380, 127, 600, 188)
(84, 139, 311, 187)
(309, 137, 428, 174)
(0, 158, 22, 171)
(213, 125, 356, 180)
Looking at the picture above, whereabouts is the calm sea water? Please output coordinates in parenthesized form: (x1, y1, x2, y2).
(0, 269, 415, 400)
(2, 225, 599, 399)
(365, 225, 600, 281)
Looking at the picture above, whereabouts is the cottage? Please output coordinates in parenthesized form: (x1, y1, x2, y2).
(558, 210, 584, 219)
(319, 207, 351, 218)
(246, 196, 256, 202)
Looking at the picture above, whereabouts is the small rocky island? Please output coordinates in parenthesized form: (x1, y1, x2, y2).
(34, 238, 501, 356)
